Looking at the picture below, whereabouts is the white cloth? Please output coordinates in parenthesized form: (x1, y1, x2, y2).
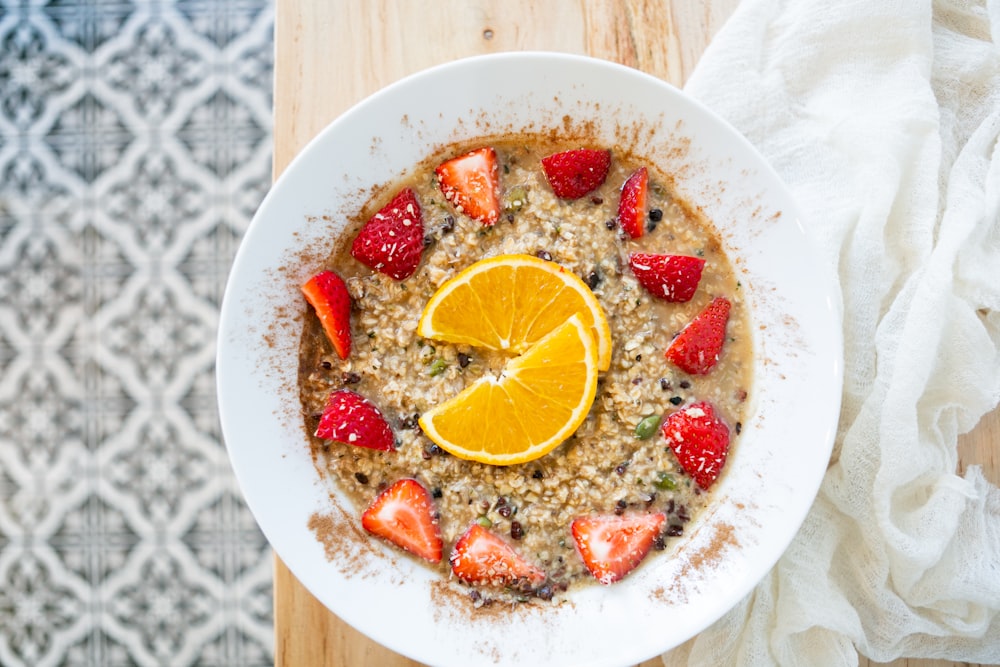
(670, 0, 1000, 665)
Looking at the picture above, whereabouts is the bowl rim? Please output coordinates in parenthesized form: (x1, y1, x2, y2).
(217, 51, 844, 667)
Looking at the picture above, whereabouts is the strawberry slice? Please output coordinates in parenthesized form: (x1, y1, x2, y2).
(665, 296, 731, 374)
(350, 187, 425, 280)
(435, 147, 501, 225)
(617, 167, 648, 238)
(571, 512, 666, 585)
(661, 401, 731, 489)
(449, 523, 545, 586)
(315, 389, 395, 451)
(540, 148, 611, 199)
(362, 478, 443, 563)
(301, 270, 352, 359)
(628, 253, 705, 303)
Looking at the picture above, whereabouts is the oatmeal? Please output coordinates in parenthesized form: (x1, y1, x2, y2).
(298, 137, 752, 602)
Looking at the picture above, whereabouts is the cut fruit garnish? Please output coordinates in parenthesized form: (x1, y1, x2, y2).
(416, 254, 612, 371)
(418, 315, 598, 466)
(450, 523, 545, 586)
(362, 478, 442, 563)
(571, 512, 666, 584)
(435, 147, 501, 225)
(301, 270, 352, 359)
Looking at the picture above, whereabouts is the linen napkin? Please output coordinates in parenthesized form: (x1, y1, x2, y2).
(667, 0, 1000, 665)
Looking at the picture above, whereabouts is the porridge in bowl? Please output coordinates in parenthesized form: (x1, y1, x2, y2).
(297, 136, 752, 603)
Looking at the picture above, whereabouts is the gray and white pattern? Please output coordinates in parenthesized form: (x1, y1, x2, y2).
(0, 0, 275, 664)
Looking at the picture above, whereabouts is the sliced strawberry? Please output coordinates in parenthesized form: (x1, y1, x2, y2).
(315, 389, 395, 451)
(661, 401, 731, 489)
(617, 167, 648, 238)
(301, 270, 352, 359)
(435, 147, 501, 225)
(629, 253, 705, 303)
(449, 523, 545, 586)
(571, 512, 666, 585)
(665, 296, 731, 374)
(362, 478, 443, 563)
(350, 187, 425, 280)
(540, 148, 611, 199)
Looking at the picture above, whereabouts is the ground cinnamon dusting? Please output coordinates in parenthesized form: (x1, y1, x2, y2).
(308, 505, 383, 578)
(685, 522, 737, 572)
(654, 519, 741, 604)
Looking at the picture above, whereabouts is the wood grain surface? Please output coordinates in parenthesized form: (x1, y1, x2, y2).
(271, 2, 999, 665)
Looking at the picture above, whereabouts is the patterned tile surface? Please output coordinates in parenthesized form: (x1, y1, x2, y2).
(0, 0, 275, 664)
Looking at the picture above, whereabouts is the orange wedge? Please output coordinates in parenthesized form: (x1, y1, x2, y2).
(418, 315, 598, 465)
(416, 254, 612, 371)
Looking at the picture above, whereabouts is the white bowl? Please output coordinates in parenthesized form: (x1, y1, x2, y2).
(217, 52, 842, 667)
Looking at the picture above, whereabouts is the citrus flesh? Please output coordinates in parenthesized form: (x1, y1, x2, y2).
(416, 254, 612, 370)
(418, 315, 598, 465)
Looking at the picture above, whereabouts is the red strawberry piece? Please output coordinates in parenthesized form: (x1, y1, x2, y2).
(301, 270, 352, 359)
(629, 253, 706, 303)
(665, 296, 731, 374)
(661, 401, 731, 490)
(617, 167, 648, 238)
(571, 512, 666, 585)
(350, 187, 425, 280)
(362, 478, 443, 563)
(435, 147, 501, 225)
(449, 523, 545, 586)
(315, 389, 395, 452)
(540, 148, 611, 199)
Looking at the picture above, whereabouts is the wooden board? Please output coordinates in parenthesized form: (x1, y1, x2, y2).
(270, 2, 999, 665)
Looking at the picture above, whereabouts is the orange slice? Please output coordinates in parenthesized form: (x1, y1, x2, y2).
(418, 315, 598, 465)
(416, 254, 613, 371)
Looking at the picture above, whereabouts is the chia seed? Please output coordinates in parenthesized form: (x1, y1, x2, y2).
(535, 249, 553, 261)
(354, 472, 369, 485)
